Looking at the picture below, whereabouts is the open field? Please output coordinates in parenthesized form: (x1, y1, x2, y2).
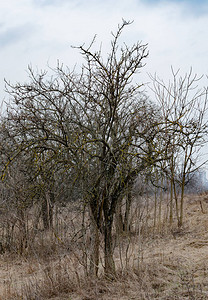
(1, 193, 208, 299)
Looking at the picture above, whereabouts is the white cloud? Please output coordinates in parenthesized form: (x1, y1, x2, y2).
(1, 0, 208, 104)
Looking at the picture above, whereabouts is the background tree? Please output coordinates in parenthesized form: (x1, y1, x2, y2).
(150, 68, 208, 227)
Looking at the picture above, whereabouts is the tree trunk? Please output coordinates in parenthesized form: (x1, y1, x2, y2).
(115, 202, 124, 235)
(170, 177, 173, 226)
(173, 179, 180, 226)
(158, 185, 163, 232)
(104, 218, 115, 278)
(89, 209, 99, 277)
(17, 207, 27, 254)
(42, 190, 54, 230)
(178, 174, 185, 228)
(124, 191, 132, 233)
(153, 188, 157, 230)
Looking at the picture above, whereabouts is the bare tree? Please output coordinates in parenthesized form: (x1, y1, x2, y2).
(150, 68, 208, 227)
(2, 21, 169, 276)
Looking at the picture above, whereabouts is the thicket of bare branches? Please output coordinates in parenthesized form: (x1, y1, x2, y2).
(0, 21, 208, 283)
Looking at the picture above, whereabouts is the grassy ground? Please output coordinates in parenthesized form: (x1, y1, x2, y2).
(1, 194, 208, 299)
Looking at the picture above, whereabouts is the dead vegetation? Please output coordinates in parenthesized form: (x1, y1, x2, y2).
(1, 193, 208, 299)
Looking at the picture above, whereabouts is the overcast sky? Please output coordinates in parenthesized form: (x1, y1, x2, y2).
(1, 0, 208, 104)
(1, 0, 208, 169)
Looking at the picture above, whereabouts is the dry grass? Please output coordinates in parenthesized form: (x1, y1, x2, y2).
(1, 194, 208, 299)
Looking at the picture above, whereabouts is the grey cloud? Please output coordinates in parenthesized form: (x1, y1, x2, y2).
(142, 0, 208, 16)
(0, 24, 36, 48)
(32, 0, 98, 8)
(32, 0, 72, 6)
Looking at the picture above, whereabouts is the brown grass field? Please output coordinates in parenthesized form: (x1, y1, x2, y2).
(1, 193, 208, 299)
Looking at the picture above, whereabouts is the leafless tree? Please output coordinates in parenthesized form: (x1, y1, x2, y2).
(150, 68, 208, 227)
(1, 22, 174, 276)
